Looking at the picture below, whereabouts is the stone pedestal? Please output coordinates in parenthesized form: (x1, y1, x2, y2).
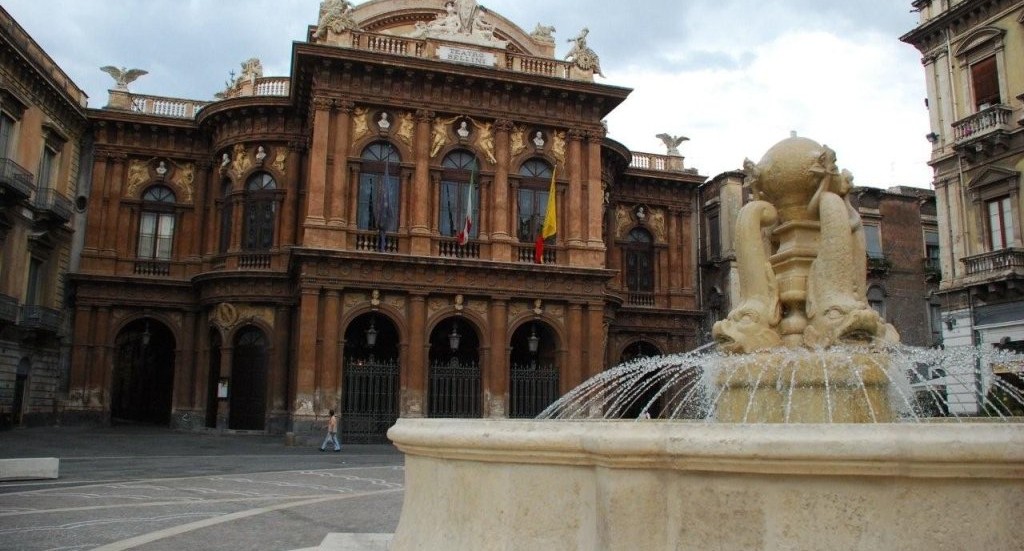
(713, 351, 894, 423)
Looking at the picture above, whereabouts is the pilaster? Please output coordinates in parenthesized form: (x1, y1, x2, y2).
(410, 110, 434, 255)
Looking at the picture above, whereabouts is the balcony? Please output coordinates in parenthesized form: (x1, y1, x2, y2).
(0, 158, 35, 203)
(626, 291, 655, 308)
(438, 237, 480, 259)
(134, 260, 171, 276)
(923, 258, 941, 283)
(963, 248, 1024, 278)
(0, 293, 18, 324)
(952, 104, 1013, 159)
(514, 243, 557, 264)
(867, 255, 892, 276)
(355, 231, 399, 253)
(33, 188, 73, 224)
(20, 305, 62, 333)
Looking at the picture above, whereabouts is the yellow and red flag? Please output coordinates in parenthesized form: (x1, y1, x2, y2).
(534, 168, 557, 263)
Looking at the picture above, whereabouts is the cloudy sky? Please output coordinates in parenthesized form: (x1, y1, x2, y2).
(6, 0, 933, 188)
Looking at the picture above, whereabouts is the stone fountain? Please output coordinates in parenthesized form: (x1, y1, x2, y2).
(387, 137, 1024, 550)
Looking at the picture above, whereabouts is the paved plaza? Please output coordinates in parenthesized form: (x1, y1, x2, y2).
(0, 425, 404, 550)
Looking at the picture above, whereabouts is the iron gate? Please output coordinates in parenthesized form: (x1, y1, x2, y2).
(428, 360, 481, 418)
(509, 363, 560, 418)
(341, 357, 399, 443)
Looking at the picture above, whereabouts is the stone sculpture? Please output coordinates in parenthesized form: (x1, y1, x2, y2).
(99, 66, 148, 91)
(565, 28, 604, 77)
(712, 136, 898, 352)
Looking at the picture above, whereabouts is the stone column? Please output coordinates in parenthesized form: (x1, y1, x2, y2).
(329, 101, 354, 227)
(586, 130, 605, 252)
(102, 153, 127, 256)
(566, 129, 585, 251)
(565, 303, 584, 394)
(93, 307, 112, 410)
(403, 293, 428, 417)
(294, 287, 321, 423)
(585, 302, 606, 379)
(409, 110, 434, 255)
(322, 290, 341, 412)
(189, 161, 211, 261)
(490, 120, 513, 261)
(488, 297, 509, 417)
(668, 207, 683, 308)
(306, 96, 333, 227)
(270, 305, 291, 427)
(279, 141, 304, 247)
(218, 339, 233, 430)
(84, 151, 110, 253)
(68, 306, 93, 409)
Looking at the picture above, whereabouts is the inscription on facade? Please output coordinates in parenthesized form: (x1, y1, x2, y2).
(437, 46, 496, 67)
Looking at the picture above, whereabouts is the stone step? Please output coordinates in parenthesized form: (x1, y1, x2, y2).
(316, 533, 393, 551)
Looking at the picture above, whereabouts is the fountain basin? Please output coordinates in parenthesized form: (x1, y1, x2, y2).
(389, 418, 1024, 550)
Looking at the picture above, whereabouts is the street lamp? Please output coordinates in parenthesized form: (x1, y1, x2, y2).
(365, 319, 378, 348)
(527, 325, 539, 354)
(448, 322, 461, 352)
(141, 320, 151, 347)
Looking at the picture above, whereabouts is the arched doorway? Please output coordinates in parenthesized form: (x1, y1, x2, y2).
(12, 358, 30, 425)
(509, 322, 560, 418)
(112, 318, 175, 424)
(341, 313, 400, 443)
(206, 330, 222, 428)
(428, 317, 481, 418)
(618, 340, 665, 419)
(229, 326, 268, 430)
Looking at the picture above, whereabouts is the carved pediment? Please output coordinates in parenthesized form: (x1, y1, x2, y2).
(953, 26, 1005, 57)
(967, 166, 1019, 200)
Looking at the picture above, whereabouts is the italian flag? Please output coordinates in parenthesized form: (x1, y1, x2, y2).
(456, 165, 476, 246)
(534, 168, 557, 263)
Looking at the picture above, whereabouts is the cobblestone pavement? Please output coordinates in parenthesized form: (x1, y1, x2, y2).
(0, 425, 405, 551)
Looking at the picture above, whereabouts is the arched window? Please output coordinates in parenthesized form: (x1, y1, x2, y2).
(218, 180, 233, 253)
(516, 159, 554, 242)
(138, 185, 176, 260)
(439, 150, 479, 240)
(357, 142, 400, 232)
(625, 227, 655, 300)
(243, 172, 276, 251)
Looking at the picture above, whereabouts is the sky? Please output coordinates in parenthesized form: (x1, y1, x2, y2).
(5, 0, 933, 188)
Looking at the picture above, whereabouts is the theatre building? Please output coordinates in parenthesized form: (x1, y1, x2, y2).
(64, 0, 705, 440)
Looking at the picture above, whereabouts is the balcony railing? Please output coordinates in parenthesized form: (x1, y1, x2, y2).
(134, 260, 171, 276)
(355, 231, 399, 253)
(438, 238, 480, 259)
(33, 188, 73, 222)
(0, 158, 35, 200)
(627, 291, 655, 307)
(0, 293, 18, 323)
(238, 253, 272, 270)
(629, 152, 694, 174)
(20, 305, 62, 333)
(963, 248, 1024, 277)
(952, 104, 1013, 143)
(514, 243, 556, 264)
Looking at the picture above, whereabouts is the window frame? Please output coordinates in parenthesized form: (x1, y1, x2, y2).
(242, 171, 278, 251)
(438, 150, 480, 240)
(953, 27, 1008, 114)
(624, 227, 655, 294)
(515, 158, 554, 243)
(356, 142, 401, 233)
(137, 184, 177, 261)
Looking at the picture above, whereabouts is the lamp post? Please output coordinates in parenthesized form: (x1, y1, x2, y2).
(365, 319, 378, 348)
(141, 320, 151, 348)
(449, 322, 461, 352)
(528, 325, 539, 354)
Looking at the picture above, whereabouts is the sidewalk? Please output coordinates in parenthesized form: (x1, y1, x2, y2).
(0, 424, 405, 550)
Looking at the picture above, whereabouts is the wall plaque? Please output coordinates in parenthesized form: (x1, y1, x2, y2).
(437, 46, 496, 67)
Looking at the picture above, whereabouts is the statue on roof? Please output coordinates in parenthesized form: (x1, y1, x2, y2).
(565, 28, 605, 78)
(315, 0, 357, 39)
(656, 133, 689, 156)
(410, 0, 506, 47)
(100, 66, 148, 91)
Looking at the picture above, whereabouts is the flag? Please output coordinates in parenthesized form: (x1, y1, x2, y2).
(456, 164, 476, 246)
(534, 167, 557, 263)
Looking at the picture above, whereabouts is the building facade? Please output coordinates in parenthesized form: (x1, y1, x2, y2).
(0, 7, 87, 427)
(62, 0, 705, 439)
(901, 0, 1024, 412)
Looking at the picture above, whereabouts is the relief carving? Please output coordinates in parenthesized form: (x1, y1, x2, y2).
(471, 118, 497, 164)
(615, 205, 633, 239)
(231, 144, 252, 181)
(510, 125, 527, 159)
(171, 161, 195, 204)
(550, 131, 566, 167)
(272, 148, 287, 173)
(352, 107, 369, 143)
(126, 159, 149, 197)
(396, 112, 415, 147)
(648, 207, 667, 243)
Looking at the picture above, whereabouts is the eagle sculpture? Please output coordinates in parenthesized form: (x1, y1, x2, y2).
(656, 133, 689, 156)
(100, 66, 148, 91)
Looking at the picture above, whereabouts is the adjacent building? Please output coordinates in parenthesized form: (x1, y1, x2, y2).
(901, 0, 1024, 412)
(0, 7, 88, 427)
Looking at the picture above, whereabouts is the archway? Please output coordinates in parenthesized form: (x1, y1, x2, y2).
(229, 326, 268, 430)
(112, 318, 175, 424)
(341, 313, 400, 443)
(428, 317, 481, 418)
(509, 322, 560, 418)
(12, 358, 30, 425)
(618, 340, 665, 419)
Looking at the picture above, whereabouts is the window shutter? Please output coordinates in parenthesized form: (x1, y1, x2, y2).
(971, 56, 999, 109)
